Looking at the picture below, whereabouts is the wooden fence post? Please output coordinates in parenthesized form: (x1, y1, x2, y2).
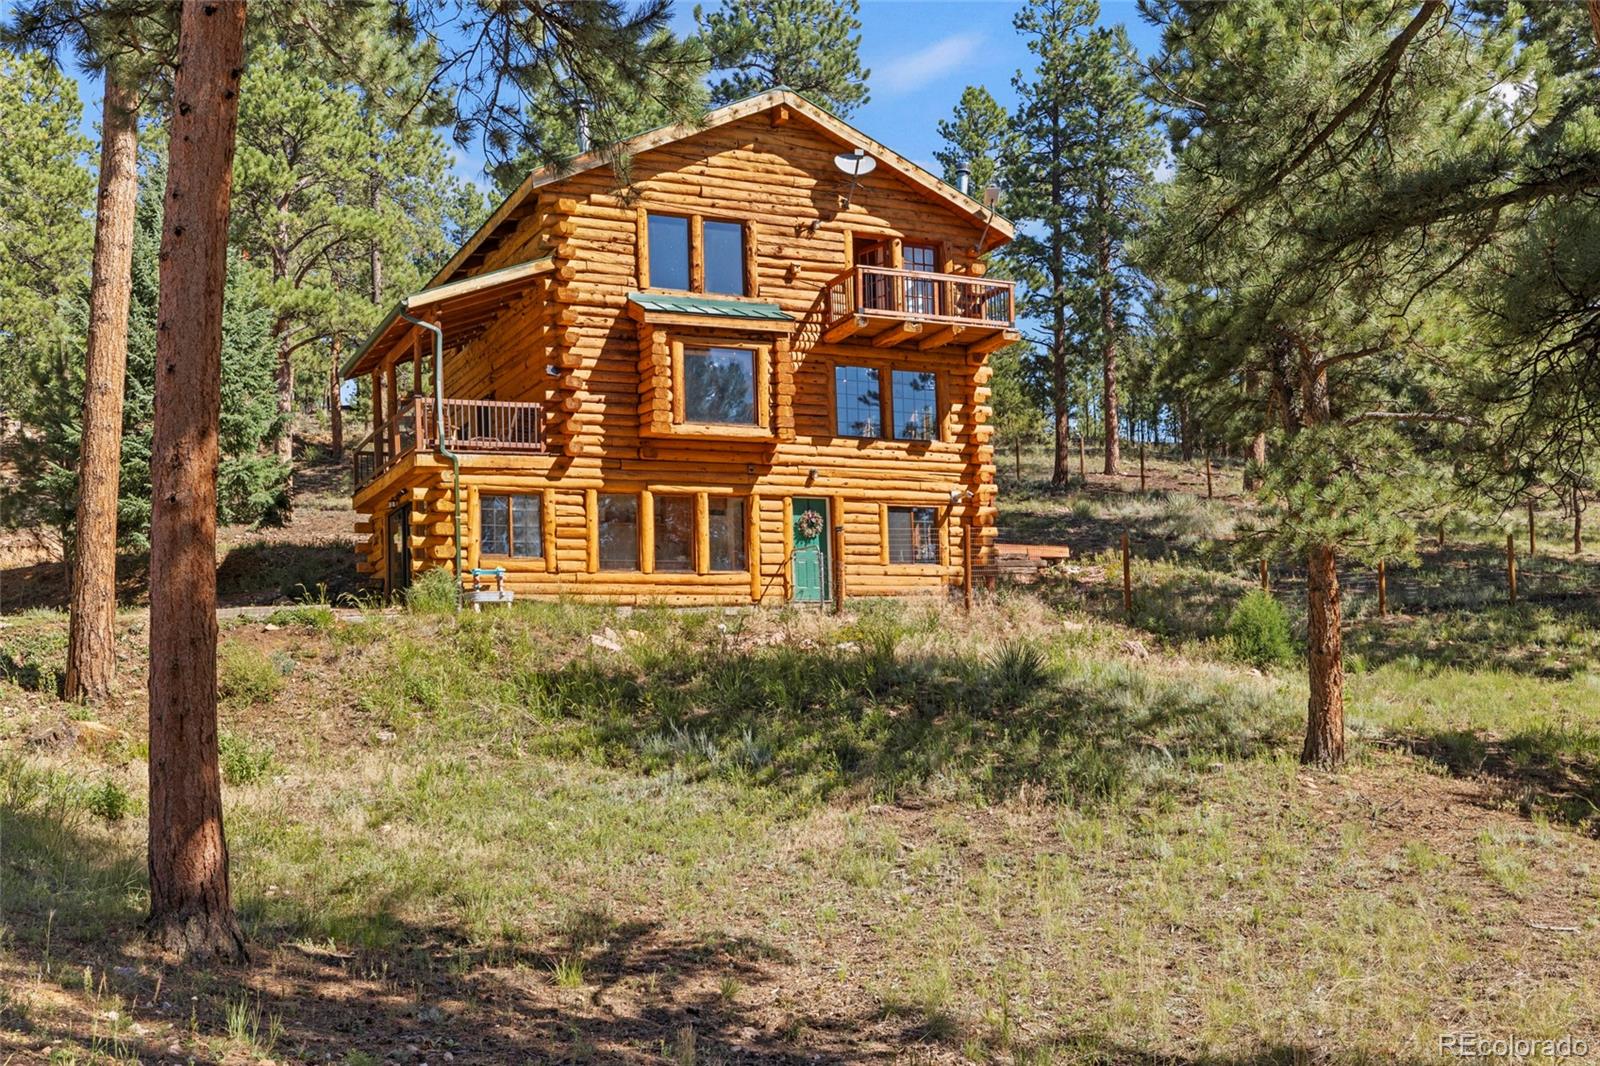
(1121, 530, 1132, 619)
(1377, 559, 1387, 617)
(833, 523, 846, 615)
(962, 517, 974, 614)
(1506, 532, 1517, 605)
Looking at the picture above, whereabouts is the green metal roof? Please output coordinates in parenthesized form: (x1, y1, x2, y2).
(627, 291, 794, 321)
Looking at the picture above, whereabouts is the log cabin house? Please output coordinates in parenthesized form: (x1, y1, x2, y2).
(343, 88, 1017, 605)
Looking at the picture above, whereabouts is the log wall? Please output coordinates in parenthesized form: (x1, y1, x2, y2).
(354, 107, 1000, 604)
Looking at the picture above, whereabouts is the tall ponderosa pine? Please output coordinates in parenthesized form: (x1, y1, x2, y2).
(694, 0, 869, 114)
(1005, 0, 1159, 486)
(230, 42, 468, 486)
(4, 1, 173, 703)
(934, 85, 1011, 192)
(1142, 0, 1505, 766)
(146, 0, 248, 961)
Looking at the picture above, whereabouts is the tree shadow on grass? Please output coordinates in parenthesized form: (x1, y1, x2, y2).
(0, 793, 848, 1064)
(493, 627, 1292, 808)
(1392, 726, 1600, 834)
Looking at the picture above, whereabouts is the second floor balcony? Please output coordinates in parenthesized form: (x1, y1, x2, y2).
(353, 397, 546, 492)
(823, 265, 1017, 352)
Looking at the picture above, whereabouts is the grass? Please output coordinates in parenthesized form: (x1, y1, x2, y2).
(4, 591, 1600, 1061)
(5, 445, 1600, 1059)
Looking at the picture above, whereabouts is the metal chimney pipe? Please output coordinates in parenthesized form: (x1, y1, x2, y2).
(575, 102, 591, 153)
(955, 162, 971, 196)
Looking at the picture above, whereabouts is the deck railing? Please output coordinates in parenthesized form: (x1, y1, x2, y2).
(825, 265, 1016, 330)
(352, 397, 545, 490)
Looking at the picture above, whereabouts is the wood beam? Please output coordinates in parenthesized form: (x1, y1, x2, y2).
(917, 324, 965, 351)
(872, 320, 924, 348)
(967, 329, 1019, 358)
(822, 314, 868, 344)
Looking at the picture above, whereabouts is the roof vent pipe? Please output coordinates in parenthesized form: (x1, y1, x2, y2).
(575, 101, 590, 153)
(955, 162, 971, 196)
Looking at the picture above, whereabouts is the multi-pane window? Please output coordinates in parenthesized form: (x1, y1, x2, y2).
(903, 243, 939, 317)
(835, 365, 882, 438)
(708, 497, 747, 571)
(647, 213, 745, 295)
(647, 214, 691, 290)
(598, 493, 640, 570)
(479, 493, 543, 558)
(836, 364, 941, 441)
(703, 220, 746, 296)
(683, 346, 757, 424)
(892, 371, 938, 441)
(887, 506, 939, 565)
(654, 495, 695, 572)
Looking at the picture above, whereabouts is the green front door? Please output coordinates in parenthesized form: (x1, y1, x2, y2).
(791, 497, 829, 602)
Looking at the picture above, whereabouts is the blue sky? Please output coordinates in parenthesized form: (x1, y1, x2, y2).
(664, 0, 1161, 180)
(31, 0, 1161, 192)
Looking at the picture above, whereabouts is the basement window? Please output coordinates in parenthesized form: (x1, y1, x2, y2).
(654, 494, 695, 572)
(886, 506, 940, 565)
(599, 493, 640, 571)
(480, 494, 543, 559)
(708, 497, 748, 571)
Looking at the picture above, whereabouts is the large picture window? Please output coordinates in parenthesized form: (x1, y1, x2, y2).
(703, 220, 746, 296)
(708, 497, 747, 571)
(835, 365, 882, 438)
(892, 371, 938, 441)
(887, 506, 939, 565)
(647, 213, 691, 291)
(654, 495, 695, 572)
(479, 493, 543, 558)
(598, 493, 640, 571)
(683, 346, 757, 424)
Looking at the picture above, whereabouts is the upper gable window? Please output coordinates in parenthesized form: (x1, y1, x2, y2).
(643, 211, 750, 297)
(703, 221, 746, 296)
(647, 214, 691, 291)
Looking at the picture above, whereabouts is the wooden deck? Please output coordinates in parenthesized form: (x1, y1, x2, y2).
(822, 265, 1018, 354)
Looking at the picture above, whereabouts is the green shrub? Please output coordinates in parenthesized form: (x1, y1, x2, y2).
(1224, 589, 1295, 668)
(219, 731, 275, 785)
(218, 643, 284, 707)
(405, 568, 459, 614)
(267, 604, 335, 629)
(83, 779, 130, 823)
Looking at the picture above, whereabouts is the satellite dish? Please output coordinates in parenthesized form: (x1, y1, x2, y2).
(833, 149, 876, 213)
(983, 183, 1003, 210)
(833, 150, 877, 177)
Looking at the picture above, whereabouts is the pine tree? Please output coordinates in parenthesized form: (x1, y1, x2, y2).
(1004, 0, 1159, 486)
(935, 86, 1011, 192)
(4, 2, 174, 703)
(1142, 0, 1505, 767)
(0, 52, 92, 412)
(694, 0, 869, 114)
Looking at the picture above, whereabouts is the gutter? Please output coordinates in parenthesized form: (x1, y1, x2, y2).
(400, 312, 463, 608)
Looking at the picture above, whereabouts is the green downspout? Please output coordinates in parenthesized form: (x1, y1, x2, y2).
(401, 311, 462, 608)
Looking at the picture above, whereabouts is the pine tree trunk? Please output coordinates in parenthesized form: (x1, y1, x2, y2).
(146, 0, 249, 963)
(1574, 490, 1583, 555)
(329, 336, 343, 460)
(1051, 331, 1071, 488)
(274, 330, 295, 467)
(64, 70, 140, 705)
(1098, 254, 1119, 475)
(1302, 543, 1346, 767)
(1178, 396, 1193, 462)
(1248, 430, 1266, 485)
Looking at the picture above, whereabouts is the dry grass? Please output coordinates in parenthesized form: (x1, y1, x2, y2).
(3, 588, 1600, 1063)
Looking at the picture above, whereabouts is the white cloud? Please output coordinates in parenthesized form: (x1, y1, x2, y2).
(877, 32, 986, 95)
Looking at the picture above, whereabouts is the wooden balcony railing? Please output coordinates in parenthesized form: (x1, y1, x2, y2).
(352, 397, 546, 490)
(825, 265, 1016, 331)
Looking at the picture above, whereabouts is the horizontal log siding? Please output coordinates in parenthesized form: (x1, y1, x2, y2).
(354, 111, 998, 604)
